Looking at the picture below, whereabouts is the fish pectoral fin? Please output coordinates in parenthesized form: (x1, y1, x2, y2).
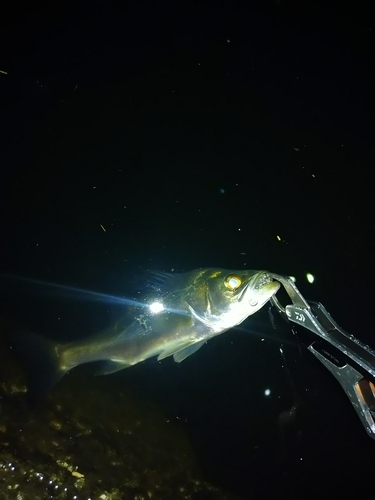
(157, 339, 197, 362)
(95, 360, 131, 376)
(173, 340, 206, 363)
(157, 339, 205, 363)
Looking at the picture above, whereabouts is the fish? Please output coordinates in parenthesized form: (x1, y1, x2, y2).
(8, 268, 280, 397)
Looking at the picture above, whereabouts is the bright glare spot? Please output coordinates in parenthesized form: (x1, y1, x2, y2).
(306, 273, 315, 284)
(289, 276, 296, 282)
(149, 301, 164, 314)
(264, 389, 271, 397)
(276, 235, 281, 241)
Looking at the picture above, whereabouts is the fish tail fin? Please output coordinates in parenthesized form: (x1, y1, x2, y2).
(8, 330, 67, 403)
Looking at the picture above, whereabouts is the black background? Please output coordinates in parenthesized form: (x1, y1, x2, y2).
(1, 1, 375, 498)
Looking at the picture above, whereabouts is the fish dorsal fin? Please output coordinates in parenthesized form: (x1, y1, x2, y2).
(148, 271, 175, 283)
(172, 340, 206, 363)
(144, 271, 177, 292)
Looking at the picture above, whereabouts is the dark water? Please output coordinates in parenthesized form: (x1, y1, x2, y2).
(1, 1, 374, 498)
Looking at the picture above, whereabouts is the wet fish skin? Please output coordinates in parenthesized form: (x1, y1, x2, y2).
(9, 268, 280, 394)
(58, 268, 280, 374)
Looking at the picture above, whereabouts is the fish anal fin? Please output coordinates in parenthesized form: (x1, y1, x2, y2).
(95, 360, 130, 376)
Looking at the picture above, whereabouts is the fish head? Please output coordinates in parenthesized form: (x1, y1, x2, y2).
(196, 268, 280, 330)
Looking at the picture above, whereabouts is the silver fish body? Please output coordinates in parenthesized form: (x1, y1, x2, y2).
(57, 268, 280, 376)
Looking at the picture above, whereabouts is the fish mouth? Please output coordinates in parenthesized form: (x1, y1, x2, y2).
(253, 271, 273, 290)
(257, 272, 280, 295)
(247, 271, 277, 292)
(238, 271, 277, 301)
(239, 271, 280, 314)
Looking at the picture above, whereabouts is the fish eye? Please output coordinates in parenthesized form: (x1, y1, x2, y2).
(224, 274, 242, 291)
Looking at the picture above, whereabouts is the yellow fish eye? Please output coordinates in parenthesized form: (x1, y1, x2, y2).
(224, 274, 242, 291)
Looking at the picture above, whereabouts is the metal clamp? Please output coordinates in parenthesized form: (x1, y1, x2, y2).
(269, 273, 375, 440)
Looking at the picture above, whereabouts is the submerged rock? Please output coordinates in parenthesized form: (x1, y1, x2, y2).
(0, 343, 239, 500)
